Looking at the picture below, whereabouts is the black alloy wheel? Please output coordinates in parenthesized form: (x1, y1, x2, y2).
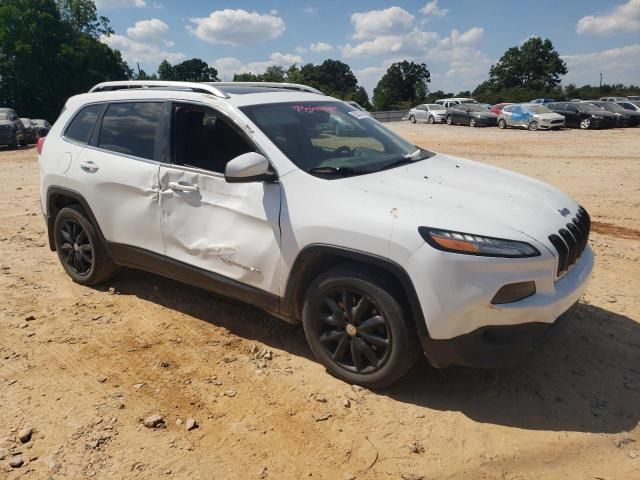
(314, 287, 391, 374)
(57, 219, 93, 276)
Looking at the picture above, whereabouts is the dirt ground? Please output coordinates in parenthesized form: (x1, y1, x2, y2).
(1, 124, 639, 480)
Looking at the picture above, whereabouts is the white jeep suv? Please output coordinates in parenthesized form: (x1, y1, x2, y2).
(38, 81, 593, 387)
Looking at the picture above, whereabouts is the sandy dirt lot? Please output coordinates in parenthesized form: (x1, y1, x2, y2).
(1, 124, 639, 480)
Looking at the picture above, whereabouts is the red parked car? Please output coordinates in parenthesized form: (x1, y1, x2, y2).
(491, 103, 512, 115)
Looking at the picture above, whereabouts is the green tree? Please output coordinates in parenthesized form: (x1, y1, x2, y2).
(261, 65, 286, 82)
(157, 59, 174, 80)
(489, 37, 567, 90)
(56, 0, 112, 37)
(299, 59, 358, 98)
(0, 0, 130, 121)
(372, 61, 430, 110)
(172, 58, 218, 82)
(233, 72, 260, 81)
(348, 86, 371, 110)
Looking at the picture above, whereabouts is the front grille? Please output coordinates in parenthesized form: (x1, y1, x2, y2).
(548, 206, 591, 277)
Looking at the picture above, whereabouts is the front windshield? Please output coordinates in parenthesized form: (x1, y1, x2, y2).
(527, 105, 551, 114)
(427, 104, 442, 109)
(241, 101, 433, 176)
(578, 104, 603, 113)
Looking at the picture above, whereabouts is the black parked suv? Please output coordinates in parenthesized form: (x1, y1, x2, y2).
(586, 101, 640, 127)
(20, 118, 38, 144)
(0, 108, 26, 148)
(32, 119, 52, 137)
(547, 102, 617, 129)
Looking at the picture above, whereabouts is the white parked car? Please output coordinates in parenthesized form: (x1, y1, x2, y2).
(435, 97, 478, 109)
(498, 104, 565, 130)
(408, 104, 447, 124)
(38, 81, 593, 387)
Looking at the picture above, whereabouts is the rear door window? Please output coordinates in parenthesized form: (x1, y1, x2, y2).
(98, 102, 164, 160)
(64, 104, 103, 144)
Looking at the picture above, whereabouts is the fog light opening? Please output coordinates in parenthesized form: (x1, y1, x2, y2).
(491, 281, 536, 305)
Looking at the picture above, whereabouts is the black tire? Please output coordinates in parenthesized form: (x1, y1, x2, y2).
(469, 117, 477, 127)
(410, 115, 416, 124)
(428, 115, 435, 124)
(498, 118, 507, 129)
(446, 116, 453, 125)
(19, 138, 27, 147)
(528, 121, 538, 131)
(302, 266, 421, 388)
(53, 205, 115, 285)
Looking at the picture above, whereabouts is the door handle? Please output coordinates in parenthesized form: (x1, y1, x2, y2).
(79, 160, 99, 172)
(168, 181, 199, 193)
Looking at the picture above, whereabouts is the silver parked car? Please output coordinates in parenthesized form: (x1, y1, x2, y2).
(408, 104, 447, 124)
(498, 104, 565, 131)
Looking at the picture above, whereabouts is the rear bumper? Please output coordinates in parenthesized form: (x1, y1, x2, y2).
(419, 303, 575, 368)
(0, 131, 16, 144)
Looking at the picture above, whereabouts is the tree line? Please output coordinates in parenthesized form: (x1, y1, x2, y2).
(1, 0, 639, 121)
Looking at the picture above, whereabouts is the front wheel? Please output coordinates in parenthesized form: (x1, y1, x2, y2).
(580, 118, 591, 129)
(498, 119, 507, 129)
(302, 266, 421, 388)
(528, 121, 538, 131)
(469, 117, 477, 127)
(428, 115, 435, 124)
(54, 206, 115, 285)
(410, 115, 416, 124)
(446, 116, 453, 125)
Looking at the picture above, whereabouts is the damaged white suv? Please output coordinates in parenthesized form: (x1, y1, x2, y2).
(38, 81, 593, 387)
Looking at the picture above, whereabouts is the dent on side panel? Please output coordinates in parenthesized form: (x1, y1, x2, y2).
(159, 168, 282, 295)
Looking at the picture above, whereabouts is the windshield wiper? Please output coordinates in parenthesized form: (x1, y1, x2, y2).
(308, 166, 360, 176)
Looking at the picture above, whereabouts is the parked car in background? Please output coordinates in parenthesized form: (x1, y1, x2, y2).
(408, 104, 447, 124)
(617, 100, 640, 112)
(446, 103, 498, 127)
(38, 80, 594, 387)
(585, 101, 640, 127)
(599, 96, 628, 102)
(435, 97, 477, 109)
(477, 103, 493, 110)
(0, 108, 26, 148)
(547, 102, 616, 129)
(530, 98, 555, 105)
(33, 119, 52, 137)
(498, 104, 565, 131)
(490, 103, 512, 115)
(627, 96, 640, 101)
(20, 118, 38, 143)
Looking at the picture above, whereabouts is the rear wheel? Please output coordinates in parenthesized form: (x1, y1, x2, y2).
(302, 266, 421, 388)
(580, 118, 591, 129)
(469, 117, 477, 127)
(54, 206, 115, 285)
(528, 121, 539, 131)
(498, 118, 507, 129)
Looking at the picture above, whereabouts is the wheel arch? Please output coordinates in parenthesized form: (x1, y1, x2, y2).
(281, 244, 428, 336)
(46, 186, 106, 251)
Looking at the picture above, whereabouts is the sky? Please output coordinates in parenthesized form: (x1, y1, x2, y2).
(97, 0, 640, 94)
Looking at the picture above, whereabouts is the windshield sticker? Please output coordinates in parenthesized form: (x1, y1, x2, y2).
(348, 110, 371, 120)
(292, 105, 337, 113)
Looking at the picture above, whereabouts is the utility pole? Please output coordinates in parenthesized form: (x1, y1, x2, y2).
(599, 72, 603, 89)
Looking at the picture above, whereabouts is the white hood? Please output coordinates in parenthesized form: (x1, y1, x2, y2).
(337, 153, 579, 250)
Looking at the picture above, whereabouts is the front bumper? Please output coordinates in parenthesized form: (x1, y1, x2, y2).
(420, 302, 576, 368)
(538, 119, 565, 129)
(404, 240, 593, 367)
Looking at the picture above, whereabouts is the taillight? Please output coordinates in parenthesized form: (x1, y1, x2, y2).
(36, 137, 45, 155)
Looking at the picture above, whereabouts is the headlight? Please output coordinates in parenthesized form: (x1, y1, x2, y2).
(418, 227, 540, 258)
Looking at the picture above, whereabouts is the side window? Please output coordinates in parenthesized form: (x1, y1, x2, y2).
(98, 102, 163, 160)
(64, 104, 103, 144)
(503, 106, 514, 113)
(172, 104, 254, 173)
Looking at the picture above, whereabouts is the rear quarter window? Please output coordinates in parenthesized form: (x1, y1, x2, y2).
(64, 104, 103, 144)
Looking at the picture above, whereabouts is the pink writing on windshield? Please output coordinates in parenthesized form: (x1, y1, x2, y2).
(292, 105, 337, 113)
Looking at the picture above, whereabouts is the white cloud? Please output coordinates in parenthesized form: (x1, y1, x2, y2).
(187, 9, 285, 46)
(419, 0, 449, 17)
(310, 42, 333, 53)
(576, 0, 640, 35)
(304, 6, 318, 15)
(351, 7, 415, 40)
(96, 0, 146, 8)
(102, 33, 184, 65)
(562, 44, 640, 85)
(126, 18, 169, 40)
(212, 52, 304, 81)
(450, 27, 484, 46)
